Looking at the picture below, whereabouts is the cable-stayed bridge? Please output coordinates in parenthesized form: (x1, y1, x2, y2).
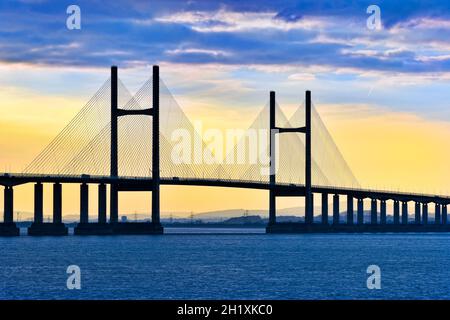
(0, 66, 449, 236)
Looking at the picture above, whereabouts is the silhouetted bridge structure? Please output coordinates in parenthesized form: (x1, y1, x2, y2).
(0, 66, 449, 236)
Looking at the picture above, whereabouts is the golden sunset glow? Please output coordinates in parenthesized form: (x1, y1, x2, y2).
(1, 68, 450, 221)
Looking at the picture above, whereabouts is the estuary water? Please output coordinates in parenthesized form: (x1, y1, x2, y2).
(1, 228, 450, 300)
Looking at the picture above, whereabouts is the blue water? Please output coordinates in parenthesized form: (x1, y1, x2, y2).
(1, 229, 450, 299)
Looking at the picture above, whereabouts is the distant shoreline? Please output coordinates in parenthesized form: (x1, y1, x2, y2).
(14, 221, 266, 228)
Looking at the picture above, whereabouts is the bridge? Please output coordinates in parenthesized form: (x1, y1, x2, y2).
(0, 65, 449, 236)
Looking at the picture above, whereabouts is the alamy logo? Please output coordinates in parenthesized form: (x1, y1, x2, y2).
(366, 265, 381, 289)
(66, 5, 81, 30)
(66, 265, 81, 290)
(171, 122, 280, 176)
(366, 5, 382, 30)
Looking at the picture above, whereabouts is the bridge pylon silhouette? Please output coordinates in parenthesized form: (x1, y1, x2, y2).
(0, 65, 450, 236)
(267, 90, 313, 227)
(72, 66, 163, 235)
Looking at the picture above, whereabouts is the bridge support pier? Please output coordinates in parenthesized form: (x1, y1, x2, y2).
(269, 190, 276, 225)
(435, 203, 441, 225)
(333, 194, 339, 225)
(4, 186, 14, 224)
(423, 203, 428, 225)
(34, 183, 43, 223)
(401, 201, 408, 225)
(347, 196, 353, 225)
(28, 183, 68, 236)
(371, 199, 377, 225)
(321, 193, 328, 225)
(393, 200, 400, 225)
(98, 183, 107, 223)
(80, 183, 89, 223)
(442, 205, 447, 225)
(74, 183, 114, 235)
(415, 202, 421, 225)
(380, 200, 387, 225)
(110, 184, 118, 224)
(0, 186, 19, 236)
(357, 198, 364, 225)
(53, 183, 62, 223)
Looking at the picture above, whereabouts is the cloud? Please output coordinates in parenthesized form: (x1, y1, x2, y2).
(153, 9, 328, 32)
(166, 47, 231, 58)
(0, 0, 450, 77)
(287, 72, 316, 81)
(1, 0, 450, 121)
(392, 17, 450, 30)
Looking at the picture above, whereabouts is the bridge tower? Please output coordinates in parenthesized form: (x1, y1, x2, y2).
(268, 90, 312, 227)
(107, 65, 163, 234)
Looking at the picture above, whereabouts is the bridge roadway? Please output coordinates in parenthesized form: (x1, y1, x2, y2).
(1, 172, 450, 236)
(0, 173, 449, 204)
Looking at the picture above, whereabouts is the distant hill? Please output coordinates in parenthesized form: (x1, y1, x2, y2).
(192, 206, 312, 220)
(223, 215, 264, 224)
(194, 214, 303, 225)
(6, 207, 429, 224)
(194, 209, 264, 221)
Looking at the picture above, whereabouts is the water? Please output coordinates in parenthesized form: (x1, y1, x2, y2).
(1, 229, 450, 300)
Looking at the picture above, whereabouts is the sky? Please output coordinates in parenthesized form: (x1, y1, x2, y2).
(1, 0, 450, 219)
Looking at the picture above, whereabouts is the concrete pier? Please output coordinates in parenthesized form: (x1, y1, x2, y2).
(75, 222, 164, 235)
(321, 193, 328, 224)
(435, 203, 441, 224)
(110, 222, 164, 235)
(74, 183, 114, 235)
(0, 223, 19, 236)
(4, 186, 14, 224)
(394, 200, 400, 225)
(0, 186, 19, 236)
(371, 199, 377, 225)
(443, 205, 448, 225)
(415, 202, 421, 224)
(74, 223, 114, 235)
(423, 203, 428, 224)
(357, 198, 364, 225)
(28, 222, 68, 236)
(53, 183, 62, 223)
(28, 183, 68, 236)
(402, 201, 408, 225)
(80, 183, 89, 223)
(333, 194, 339, 225)
(98, 183, 107, 223)
(380, 200, 387, 225)
(269, 189, 276, 225)
(266, 198, 450, 234)
(34, 183, 43, 223)
(347, 195, 353, 225)
(266, 223, 450, 233)
(110, 184, 118, 224)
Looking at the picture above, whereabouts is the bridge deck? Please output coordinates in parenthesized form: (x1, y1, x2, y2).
(0, 173, 449, 204)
